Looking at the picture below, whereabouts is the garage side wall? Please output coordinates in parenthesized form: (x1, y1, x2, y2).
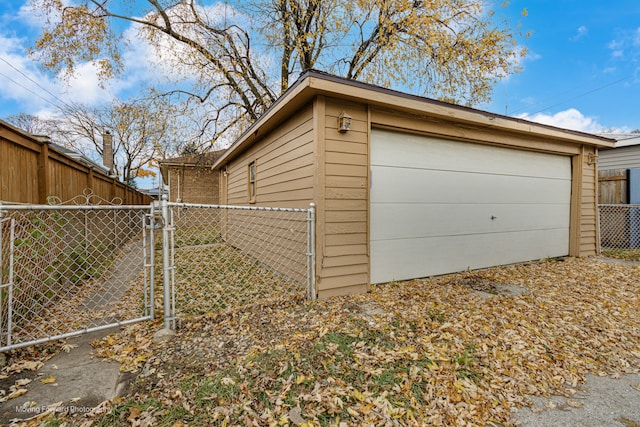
(226, 104, 315, 208)
(315, 98, 370, 298)
(221, 103, 315, 286)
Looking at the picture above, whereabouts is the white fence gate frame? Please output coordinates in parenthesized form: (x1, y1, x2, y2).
(0, 202, 156, 352)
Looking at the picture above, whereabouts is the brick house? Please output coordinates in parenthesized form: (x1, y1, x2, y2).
(159, 150, 225, 204)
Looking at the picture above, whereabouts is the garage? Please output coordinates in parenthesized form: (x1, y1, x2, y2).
(370, 128, 572, 284)
(214, 70, 612, 297)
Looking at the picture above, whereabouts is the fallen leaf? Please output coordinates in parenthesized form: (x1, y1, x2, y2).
(40, 376, 56, 384)
(288, 406, 306, 426)
(5, 388, 28, 400)
(566, 399, 583, 408)
(127, 405, 141, 422)
(61, 343, 79, 353)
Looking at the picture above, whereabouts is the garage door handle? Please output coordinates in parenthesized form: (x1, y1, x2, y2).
(491, 215, 497, 220)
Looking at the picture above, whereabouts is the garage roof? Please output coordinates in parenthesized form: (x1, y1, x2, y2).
(212, 70, 615, 169)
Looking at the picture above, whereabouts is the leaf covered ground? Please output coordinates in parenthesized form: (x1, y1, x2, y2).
(10, 257, 640, 426)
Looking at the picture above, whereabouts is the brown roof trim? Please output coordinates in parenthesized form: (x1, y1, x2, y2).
(212, 71, 615, 169)
(159, 149, 225, 166)
(303, 70, 615, 145)
(211, 72, 316, 169)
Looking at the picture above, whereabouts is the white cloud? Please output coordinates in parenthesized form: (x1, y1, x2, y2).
(0, 35, 58, 109)
(570, 25, 588, 41)
(611, 50, 624, 58)
(608, 39, 623, 49)
(0, 33, 121, 117)
(517, 108, 604, 133)
(60, 62, 117, 105)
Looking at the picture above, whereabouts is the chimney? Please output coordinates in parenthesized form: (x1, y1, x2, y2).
(102, 131, 114, 176)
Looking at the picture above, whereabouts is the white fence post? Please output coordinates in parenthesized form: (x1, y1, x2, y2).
(161, 195, 174, 331)
(308, 203, 316, 300)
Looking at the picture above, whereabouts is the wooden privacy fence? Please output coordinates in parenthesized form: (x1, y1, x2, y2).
(598, 169, 628, 204)
(1, 120, 152, 205)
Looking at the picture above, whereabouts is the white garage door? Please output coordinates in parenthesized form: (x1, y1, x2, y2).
(370, 129, 571, 284)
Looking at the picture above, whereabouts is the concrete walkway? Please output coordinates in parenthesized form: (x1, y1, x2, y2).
(0, 237, 147, 424)
(513, 372, 640, 426)
(0, 329, 127, 424)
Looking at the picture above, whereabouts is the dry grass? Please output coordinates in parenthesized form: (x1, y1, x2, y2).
(68, 257, 640, 426)
(4, 257, 639, 426)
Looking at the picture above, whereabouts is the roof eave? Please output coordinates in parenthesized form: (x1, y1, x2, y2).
(213, 72, 615, 169)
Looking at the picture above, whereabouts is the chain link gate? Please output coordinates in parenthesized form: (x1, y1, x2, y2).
(160, 200, 315, 328)
(0, 201, 155, 351)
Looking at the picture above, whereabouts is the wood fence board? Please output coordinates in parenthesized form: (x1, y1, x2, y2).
(1, 121, 152, 205)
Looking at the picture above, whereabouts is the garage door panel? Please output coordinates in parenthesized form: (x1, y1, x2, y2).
(371, 166, 571, 205)
(371, 129, 571, 180)
(371, 228, 568, 283)
(370, 203, 570, 240)
(370, 129, 572, 284)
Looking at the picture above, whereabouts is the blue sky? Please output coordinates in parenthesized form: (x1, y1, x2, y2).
(486, 0, 640, 132)
(1, 1, 640, 137)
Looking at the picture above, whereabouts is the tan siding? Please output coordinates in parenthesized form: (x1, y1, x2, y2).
(314, 98, 370, 297)
(226, 107, 314, 208)
(220, 103, 315, 291)
(325, 164, 368, 177)
(326, 199, 367, 211)
(580, 146, 599, 256)
(325, 244, 367, 257)
(326, 139, 367, 155)
(320, 273, 369, 291)
(318, 283, 369, 298)
(323, 254, 368, 267)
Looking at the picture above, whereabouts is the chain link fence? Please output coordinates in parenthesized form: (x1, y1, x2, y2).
(165, 202, 315, 320)
(0, 203, 154, 351)
(0, 197, 314, 351)
(599, 204, 640, 258)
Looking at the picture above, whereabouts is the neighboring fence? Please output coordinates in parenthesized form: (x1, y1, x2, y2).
(0, 120, 152, 205)
(599, 204, 640, 250)
(0, 202, 155, 351)
(598, 169, 628, 204)
(165, 202, 315, 321)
